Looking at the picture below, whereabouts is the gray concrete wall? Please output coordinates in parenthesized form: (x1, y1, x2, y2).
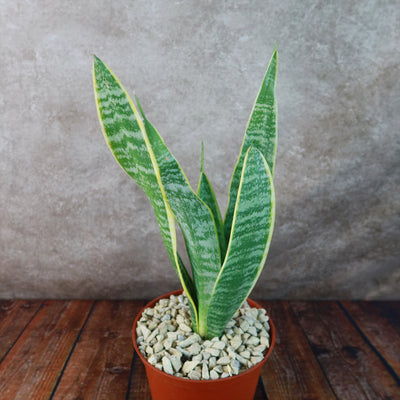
(1, 0, 399, 299)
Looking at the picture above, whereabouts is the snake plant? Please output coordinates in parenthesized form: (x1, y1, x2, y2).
(93, 49, 278, 339)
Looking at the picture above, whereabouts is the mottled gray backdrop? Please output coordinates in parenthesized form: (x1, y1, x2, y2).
(1, 0, 399, 299)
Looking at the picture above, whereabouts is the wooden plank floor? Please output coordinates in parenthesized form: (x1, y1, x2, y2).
(0, 300, 399, 400)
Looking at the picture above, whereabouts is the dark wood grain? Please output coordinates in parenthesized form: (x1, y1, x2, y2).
(254, 378, 268, 399)
(0, 300, 43, 361)
(292, 301, 400, 400)
(258, 300, 336, 400)
(52, 300, 143, 400)
(127, 350, 153, 400)
(0, 300, 93, 400)
(341, 301, 400, 378)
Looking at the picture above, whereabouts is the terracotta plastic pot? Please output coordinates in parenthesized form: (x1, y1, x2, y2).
(132, 290, 276, 400)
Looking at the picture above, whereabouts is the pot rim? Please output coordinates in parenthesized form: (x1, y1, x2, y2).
(132, 289, 276, 384)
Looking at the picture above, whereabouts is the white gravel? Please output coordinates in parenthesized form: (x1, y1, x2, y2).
(136, 292, 271, 380)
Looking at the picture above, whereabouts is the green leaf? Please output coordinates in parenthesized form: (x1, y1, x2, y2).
(137, 106, 221, 338)
(197, 143, 227, 262)
(224, 49, 278, 242)
(206, 146, 275, 338)
(92, 55, 199, 330)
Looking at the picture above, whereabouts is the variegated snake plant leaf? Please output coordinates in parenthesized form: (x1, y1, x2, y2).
(93, 49, 278, 339)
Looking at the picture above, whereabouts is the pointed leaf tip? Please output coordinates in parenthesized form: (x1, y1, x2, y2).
(93, 54, 102, 66)
(272, 46, 278, 61)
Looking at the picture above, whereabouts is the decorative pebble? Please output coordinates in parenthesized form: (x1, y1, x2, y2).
(210, 370, 219, 380)
(170, 355, 182, 372)
(251, 356, 264, 364)
(177, 346, 191, 357)
(246, 336, 260, 346)
(231, 335, 242, 350)
(240, 350, 250, 359)
(217, 356, 231, 365)
(260, 336, 269, 346)
(258, 312, 268, 322)
(226, 346, 237, 359)
(248, 326, 258, 336)
(140, 325, 151, 340)
(231, 359, 240, 375)
(163, 337, 173, 350)
(169, 348, 182, 358)
(204, 347, 220, 357)
(146, 328, 159, 343)
(202, 363, 210, 380)
(136, 292, 271, 380)
(213, 365, 223, 374)
(148, 320, 159, 331)
(188, 370, 201, 380)
(153, 342, 163, 353)
(222, 365, 232, 376)
(179, 334, 200, 348)
(179, 323, 192, 332)
(182, 360, 200, 374)
(193, 353, 202, 362)
(167, 331, 179, 340)
(253, 344, 267, 353)
(209, 356, 217, 369)
(162, 356, 174, 375)
(212, 341, 226, 350)
(235, 354, 248, 364)
(148, 355, 158, 365)
(187, 342, 202, 355)
(144, 308, 154, 316)
(240, 320, 249, 332)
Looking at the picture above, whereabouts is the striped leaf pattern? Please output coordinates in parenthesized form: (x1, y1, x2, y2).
(92, 56, 199, 330)
(206, 147, 275, 338)
(224, 49, 278, 242)
(138, 110, 221, 338)
(197, 144, 227, 262)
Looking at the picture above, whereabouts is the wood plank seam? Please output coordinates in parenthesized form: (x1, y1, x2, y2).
(0, 300, 45, 366)
(125, 300, 145, 400)
(125, 337, 138, 400)
(338, 301, 400, 387)
(288, 301, 340, 400)
(125, 332, 143, 400)
(48, 300, 97, 399)
(257, 376, 269, 400)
